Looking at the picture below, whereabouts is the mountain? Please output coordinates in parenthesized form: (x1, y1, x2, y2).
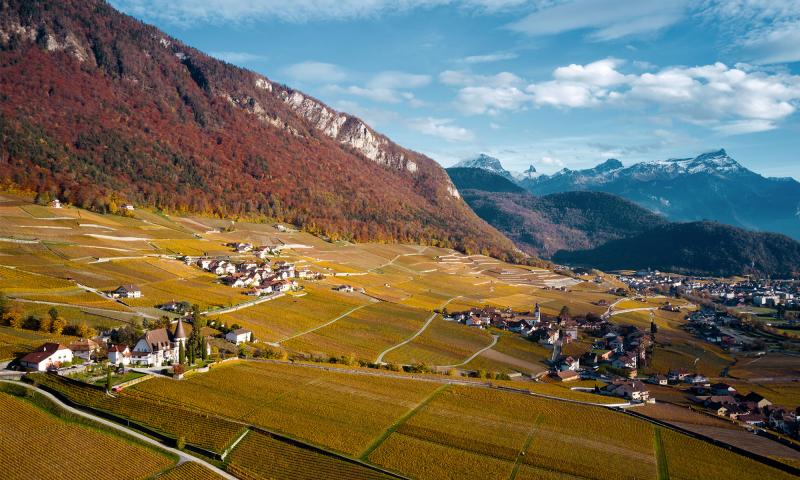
(521, 150, 800, 240)
(452, 154, 514, 180)
(446, 167, 526, 193)
(553, 221, 800, 278)
(0, 0, 519, 260)
(447, 167, 667, 257)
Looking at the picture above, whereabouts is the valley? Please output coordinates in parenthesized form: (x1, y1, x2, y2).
(2, 192, 800, 479)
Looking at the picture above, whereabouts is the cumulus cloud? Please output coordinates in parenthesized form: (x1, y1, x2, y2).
(439, 70, 523, 87)
(457, 86, 532, 115)
(282, 61, 348, 83)
(520, 59, 800, 134)
(409, 117, 475, 142)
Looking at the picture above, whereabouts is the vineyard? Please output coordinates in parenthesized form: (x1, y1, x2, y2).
(226, 431, 396, 480)
(0, 390, 173, 480)
(0, 326, 76, 361)
(282, 301, 432, 360)
(30, 373, 246, 454)
(131, 361, 442, 455)
(383, 316, 493, 366)
(156, 462, 226, 480)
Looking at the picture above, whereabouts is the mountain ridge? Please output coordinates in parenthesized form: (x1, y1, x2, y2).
(0, 0, 520, 260)
(520, 149, 800, 239)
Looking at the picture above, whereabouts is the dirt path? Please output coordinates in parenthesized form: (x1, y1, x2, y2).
(476, 348, 548, 375)
(375, 312, 438, 364)
(438, 335, 499, 368)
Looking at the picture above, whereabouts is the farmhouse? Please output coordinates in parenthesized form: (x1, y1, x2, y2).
(50, 198, 61, 208)
(131, 319, 188, 367)
(68, 339, 100, 361)
(112, 284, 142, 299)
(108, 345, 132, 366)
(19, 343, 73, 371)
(225, 328, 253, 345)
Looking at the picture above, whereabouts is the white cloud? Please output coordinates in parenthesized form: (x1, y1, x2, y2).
(520, 59, 800, 134)
(326, 71, 431, 104)
(507, 0, 689, 41)
(457, 86, 532, 114)
(409, 117, 475, 142)
(462, 52, 519, 64)
(700, 0, 800, 64)
(209, 51, 267, 63)
(439, 70, 523, 87)
(282, 62, 348, 83)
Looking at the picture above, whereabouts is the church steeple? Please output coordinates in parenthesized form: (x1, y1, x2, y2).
(173, 318, 187, 344)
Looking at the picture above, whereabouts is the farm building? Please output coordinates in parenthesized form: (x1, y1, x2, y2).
(19, 343, 73, 371)
(226, 328, 253, 345)
(112, 285, 142, 299)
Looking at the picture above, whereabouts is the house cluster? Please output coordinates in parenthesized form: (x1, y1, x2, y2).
(617, 270, 685, 294)
(685, 382, 790, 431)
(686, 279, 799, 309)
(192, 256, 314, 296)
(686, 309, 750, 351)
(573, 324, 652, 379)
(450, 304, 580, 346)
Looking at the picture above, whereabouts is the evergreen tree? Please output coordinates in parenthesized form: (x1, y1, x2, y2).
(179, 341, 185, 365)
(200, 336, 208, 362)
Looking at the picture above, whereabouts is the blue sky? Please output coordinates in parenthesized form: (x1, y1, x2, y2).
(111, 1, 800, 179)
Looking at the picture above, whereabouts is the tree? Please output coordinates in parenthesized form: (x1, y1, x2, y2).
(558, 306, 571, 323)
(76, 322, 96, 339)
(200, 336, 208, 362)
(0, 291, 8, 317)
(5, 308, 23, 329)
(51, 316, 66, 335)
(48, 307, 59, 322)
(178, 341, 185, 365)
(38, 316, 52, 333)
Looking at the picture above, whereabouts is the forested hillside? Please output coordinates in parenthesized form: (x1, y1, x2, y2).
(0, 0, 518, 259)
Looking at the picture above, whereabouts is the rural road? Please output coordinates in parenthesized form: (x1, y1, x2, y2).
(0, 380, 236, 480)
(438, 334, 499, 368)
(375, 296, 462, 364)
(278, 302, 374, 343)
(202, 291, 285, 316)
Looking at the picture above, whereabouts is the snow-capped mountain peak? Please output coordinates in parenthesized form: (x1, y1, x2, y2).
(453, 154, 514, 179)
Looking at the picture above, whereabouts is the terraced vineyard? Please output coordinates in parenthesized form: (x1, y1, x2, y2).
(226, 431, 396, 480)
(0, 390, 174, 480)
(31, 373, 245, 454)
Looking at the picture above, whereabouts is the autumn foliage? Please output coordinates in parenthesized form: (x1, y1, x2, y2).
(0, 0, 520, 260)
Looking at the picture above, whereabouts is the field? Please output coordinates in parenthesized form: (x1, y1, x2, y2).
(154, 462, 226, 480)
(0, 388, 174, 480)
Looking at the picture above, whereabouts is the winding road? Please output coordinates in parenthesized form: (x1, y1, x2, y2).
(0, 380, 236, 480)
(438, 334, 499, 368)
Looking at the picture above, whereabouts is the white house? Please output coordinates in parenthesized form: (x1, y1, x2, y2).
(20, 343, 73, 371)
(108, 345, 132, 366)
(131, 319, 187, 367)
(50, 199, 62, 208)
(122, 203, 135, 211)
(226, 328, 252, 345)
(112, 284, 142, 299)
